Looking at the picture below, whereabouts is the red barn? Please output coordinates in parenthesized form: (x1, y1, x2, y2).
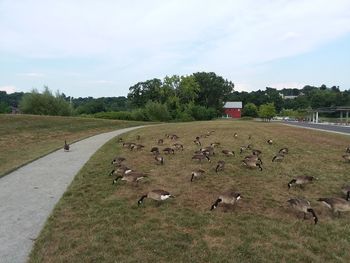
(223, 102, 242, 118)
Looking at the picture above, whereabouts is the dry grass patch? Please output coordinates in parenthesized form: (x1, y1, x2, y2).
(0, 114, 147, 177)
(30, 120, 350, 262)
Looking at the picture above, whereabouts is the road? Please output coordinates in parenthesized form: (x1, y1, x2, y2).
(282, 121, 350, 135)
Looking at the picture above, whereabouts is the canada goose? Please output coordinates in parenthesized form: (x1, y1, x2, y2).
(248, 134, 252, 140)
(138, 189, 174, 205)
(272, 153, 284, 162)
(318, 197, 350, 216)
(111, 156, 126, 165)
(346, 146, 350, 153)
(240, 144, 253, 154)
(154, 154, 164, 165)
(136, 135, 141, 141)
(173, 143, 184, 151)
(150, 147, 159, 155)
(341, 185, 350, 201)
(190, 169, 205, 182)
(210, 191, 241, 210)
(131, 144, 145, 151)
(222, 150, 235, 156)
(192, 154, 211, 162)
(216, 160, 225, 173)
(194, 137, 201, 146)
(158, 139, 164, 145)
(234, 133, 238, 138)
(64, 140, 70, 151)
(163, 147, 175, 154)
(170, 134, 179, 140)
(201, 146, 215, 156)
(242, 159, 262, 171)
(210, 142, 220, 148)
(244, 155, 263, 165)
(118, 138, 123, 142)
(287, 198, 318, 224)
(113, 172, 147, 184)
(288, 176, 317, 189)
(109, 166, 133, 176)
(267, 139, 273, 145)
(123, 142, 135, 149)
(342, 154, 350, 162)
(279, 147, 289, 154)
(252, 149, 262, 156)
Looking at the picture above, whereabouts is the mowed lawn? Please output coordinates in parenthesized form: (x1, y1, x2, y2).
(0, 114, 146, 177)
(30, 120, 350, 262)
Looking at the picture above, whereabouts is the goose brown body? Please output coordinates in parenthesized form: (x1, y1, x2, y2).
(288, 176, 317, 189)
(318, 197, 350, 215)
(211, 191, 241, 210)
(287, 198, 318, 224)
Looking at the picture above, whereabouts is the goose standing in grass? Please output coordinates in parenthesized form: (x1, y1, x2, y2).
(158, 139, 164, 145)
(123, 142, 135, 149)
(194, 136, 201, 146)
(154, 154, 164, 165)
(138, 189, 174, 205)
(192, 154, 211, 162)
(113, 172, 147, 184)
(215, 160, 225, 173)
(234, 133, 238, 138)
(267, 139, 273, 145)
(222, 150, 235, 156)
(342, 154, 350, 162)
(163, 147, 175, 154)
(190, 169, 205, 182)
(64, 140, 70, 152)
(252, 149, 262, 156)
(318, 197, 350, 216)
(118, 138, 123, 142)
(272, 153, 285, 162)
(201, 146, 215, 156)
(111, 156, 126, 165)
(288, 176, 317, 189)
(210, 191, 241, 211)
(244, 155, 263, 165)
(279, 147, 289, 155)
(131, 144, 145, 151)
(210, 142, 220, 148)
(287, 198, 318, 224)
(173, 143, 184, 151)
(109, 166, 133, 176)
(150, 147, 159, 155)
(346, 146, 350, 153)
(242, 159, 262, 171)
(341, 185, 350, 201)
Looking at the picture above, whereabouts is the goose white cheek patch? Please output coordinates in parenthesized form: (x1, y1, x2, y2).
(236, 196, 241, 200)
(161, 195, 171, 200)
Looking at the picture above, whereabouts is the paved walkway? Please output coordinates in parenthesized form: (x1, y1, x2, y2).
(282, 121, 350, 135)
(0, 126, 144, 263)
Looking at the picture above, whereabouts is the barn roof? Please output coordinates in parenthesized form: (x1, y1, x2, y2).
(223, 101, 242, 109)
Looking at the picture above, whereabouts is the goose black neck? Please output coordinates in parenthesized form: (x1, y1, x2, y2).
(307, 208, 318, 224)
(138, 195, 147, 205)
(210, 199, 222, 210)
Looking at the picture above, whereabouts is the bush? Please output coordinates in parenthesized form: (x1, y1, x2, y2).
(19, 87, 72, 116)
(93, 111, 133, 120)
(131, 109, 149, 121)
(144, 101, 171, 121)
(242, 103, 258, 117)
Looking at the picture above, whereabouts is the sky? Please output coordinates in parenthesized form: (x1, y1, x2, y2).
(0, 0, 350, 98)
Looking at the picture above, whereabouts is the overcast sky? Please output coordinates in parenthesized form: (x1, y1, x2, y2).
(1, 0, 350, 98)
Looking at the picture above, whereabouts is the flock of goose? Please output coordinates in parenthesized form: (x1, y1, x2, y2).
(66, 128, 350, 225)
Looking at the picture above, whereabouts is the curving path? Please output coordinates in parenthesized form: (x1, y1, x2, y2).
(0, 126, 145, 263)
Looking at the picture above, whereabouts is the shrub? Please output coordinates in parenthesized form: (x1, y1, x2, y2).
(144, 101, 171, 121)
(93, 111, 132, 120)
(19, 87, 72, 116)
(131, 108, 149, 121)
(242, 103, 258, 117)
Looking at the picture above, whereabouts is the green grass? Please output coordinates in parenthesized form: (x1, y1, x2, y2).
(0, 114, 147, 177)
(29, 120, 350, 262)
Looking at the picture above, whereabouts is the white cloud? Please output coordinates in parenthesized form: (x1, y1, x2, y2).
(0, 85, 16, 93)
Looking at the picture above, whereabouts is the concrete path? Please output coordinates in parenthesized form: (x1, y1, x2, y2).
(282, 121, 350, 135)
(0, 126, 144, 263)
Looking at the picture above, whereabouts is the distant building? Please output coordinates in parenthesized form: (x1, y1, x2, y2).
(223, 102, 242, 118)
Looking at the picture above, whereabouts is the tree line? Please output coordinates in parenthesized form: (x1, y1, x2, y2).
(0, 73, 348, 121)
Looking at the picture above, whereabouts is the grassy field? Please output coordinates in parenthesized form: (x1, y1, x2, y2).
(29, 120, 350, 262)
(0, 114, 147, 177)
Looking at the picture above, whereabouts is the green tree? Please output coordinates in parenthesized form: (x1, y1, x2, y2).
(177, 75, 200, 104)
(258, 103, 276, 121)
(242, 103, 258, 117)
(19, 87, 72, 116)
(193, 72, 234, 111)
(144, 101, 171, 121)
(128, 78, 163, 107)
